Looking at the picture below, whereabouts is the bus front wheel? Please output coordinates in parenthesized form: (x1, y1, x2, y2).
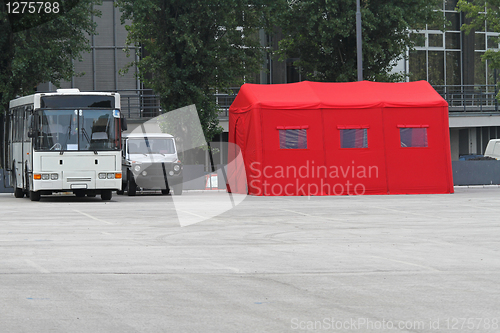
(29, 191, 41, 201)
(101, 190, 112, 201)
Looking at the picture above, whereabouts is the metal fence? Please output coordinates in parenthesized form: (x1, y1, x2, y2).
(215, 88, 239, 118)
(116, 85, 500, 119)
(115, 88, 239, 120)
(433, 85, 499, 112)
(116, 90, 162, 119)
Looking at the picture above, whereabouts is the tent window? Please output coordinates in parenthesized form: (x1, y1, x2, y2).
(340, 129, 368, 148)
(400, 127, 428, 147)
(279, 129, 307, 149)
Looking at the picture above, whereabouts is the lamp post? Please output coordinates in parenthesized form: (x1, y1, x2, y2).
(356, 0, 363, 81)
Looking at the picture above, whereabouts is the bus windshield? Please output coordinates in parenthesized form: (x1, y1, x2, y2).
(35, 109, 119, 151)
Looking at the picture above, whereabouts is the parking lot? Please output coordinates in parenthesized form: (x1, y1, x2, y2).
(0, 187, 499, 332)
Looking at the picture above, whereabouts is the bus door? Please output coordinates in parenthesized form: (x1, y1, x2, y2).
(22, 106, 33, 190)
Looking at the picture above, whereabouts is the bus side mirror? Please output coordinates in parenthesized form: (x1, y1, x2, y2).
(121, 116, 127, 131)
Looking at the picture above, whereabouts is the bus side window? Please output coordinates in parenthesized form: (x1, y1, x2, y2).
(15, 108, 23, 143)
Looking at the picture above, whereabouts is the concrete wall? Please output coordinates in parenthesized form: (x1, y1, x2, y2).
(450, 129, 460, 161)
(0, 169, 13, 193)
(452, 160, 500, 185)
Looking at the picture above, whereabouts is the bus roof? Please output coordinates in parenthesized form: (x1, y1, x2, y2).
(9, 91, 120, 109)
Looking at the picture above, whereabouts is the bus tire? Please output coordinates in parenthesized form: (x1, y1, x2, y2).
(14, 187, 24, 198)
(13, 169, 24, 198)
(29, 191, 41, 201)
(101, 190, 112, 201)
(74, 190, 86, 198)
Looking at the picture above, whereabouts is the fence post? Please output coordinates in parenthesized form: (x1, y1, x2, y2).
(495, 69, 498, 112)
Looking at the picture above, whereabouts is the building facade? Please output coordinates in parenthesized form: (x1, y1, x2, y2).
(392, 0, 500, 160)
(38, 0, 500, 163)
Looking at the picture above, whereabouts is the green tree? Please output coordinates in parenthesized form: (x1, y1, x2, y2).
(115, 0, 281, 141)
(457, 0, 500, 70)
(0, 0, 100, 114)
(278, 0, 444, 82)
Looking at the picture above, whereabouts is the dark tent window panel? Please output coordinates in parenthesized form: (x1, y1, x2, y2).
(340, 129, 368, 148)
(279, 129, 307, 149)
(400, 127, 428, 148)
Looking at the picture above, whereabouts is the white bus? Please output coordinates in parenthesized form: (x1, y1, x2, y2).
(2, 89, 126, 201)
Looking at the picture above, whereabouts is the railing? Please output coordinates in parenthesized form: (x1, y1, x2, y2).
(433, 85, 499, 112)
(114, 88, 240, 119)
(215, 88, 239, 118)
(114, 89, 162, 119)
(115, 85, 500, 119)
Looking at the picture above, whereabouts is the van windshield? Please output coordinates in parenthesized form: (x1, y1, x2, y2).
(128, 138, 175, 155)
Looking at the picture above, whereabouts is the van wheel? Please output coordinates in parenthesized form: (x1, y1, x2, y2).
(127, 174, 137, 196)
(173, 184, 183, 195)
(101, 190, 112, 201)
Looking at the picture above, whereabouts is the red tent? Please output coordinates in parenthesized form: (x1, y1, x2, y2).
(227, 81, 453, 196)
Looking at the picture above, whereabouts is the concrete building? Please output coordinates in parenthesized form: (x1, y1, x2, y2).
(392, 0, 500, 160)
(38, 0, 500, 163)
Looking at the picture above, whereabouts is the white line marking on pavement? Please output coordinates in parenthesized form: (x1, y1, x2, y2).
(368, 206, 442, 220)
(25, 259, 50, 274)
(369, 255, 440, 272)
(73, 210, 113, 225)
(209, 262, 244, 273)
(279, 208, 347, 222)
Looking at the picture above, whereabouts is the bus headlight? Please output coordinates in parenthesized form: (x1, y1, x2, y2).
(35, 173, 58, 180)
(141, 171, 147, 177)
(99, 173, 121, 179)
(134, 165, 141, 172)
(173, 164, 181, 172)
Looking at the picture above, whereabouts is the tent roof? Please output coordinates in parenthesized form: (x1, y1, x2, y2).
(229, 81, 448, 113)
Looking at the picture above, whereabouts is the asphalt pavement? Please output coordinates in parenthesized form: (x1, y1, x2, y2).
(0, 187, 499, 332)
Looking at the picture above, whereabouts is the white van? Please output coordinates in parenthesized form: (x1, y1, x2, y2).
(119, 133, 183, 195)
(484, 139, 500, 160)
